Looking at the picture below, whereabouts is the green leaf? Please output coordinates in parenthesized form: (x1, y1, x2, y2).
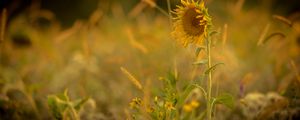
(205, 63, 224, 74)
(47, 96, 61, 119)
(193, 59, 208, 65)
(178, 84, 195, 107)
(47, 96, 68, 120)
(56, 89, 69, 101)
(73, 97, 89, 111)
(166, 72, 177, 88)
(215, 93, 234, 109)
(195, 46, 206, 57)
(209, 31, 218, 37)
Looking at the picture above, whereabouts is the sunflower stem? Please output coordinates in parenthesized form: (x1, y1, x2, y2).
(206, 34, 212, 120)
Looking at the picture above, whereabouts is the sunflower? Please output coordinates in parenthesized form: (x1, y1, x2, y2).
(171, 0, 212, 47)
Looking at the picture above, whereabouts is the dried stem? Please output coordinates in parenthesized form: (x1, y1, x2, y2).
(167, 0, 172, 26)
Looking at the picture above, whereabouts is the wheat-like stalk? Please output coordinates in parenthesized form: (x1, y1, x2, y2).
(120, 67, 143, 90)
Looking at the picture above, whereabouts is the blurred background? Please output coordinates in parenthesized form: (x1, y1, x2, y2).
(0, 0, 300, 119)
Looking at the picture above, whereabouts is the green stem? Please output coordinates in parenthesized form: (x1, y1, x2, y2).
(206, 35, 212, 120)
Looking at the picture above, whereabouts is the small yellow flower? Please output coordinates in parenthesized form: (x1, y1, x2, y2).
(172, 0, 212, 47)
(190, 100, 200, 108)
(154, 96, 159, 103)
(146, 106, 155, 113)
(129, 102, 136, 109)
(164, 101, 176, 111)
(129, 97, 143, 109)
(183, 100, 200, 112)
(183, 104, 193, 112)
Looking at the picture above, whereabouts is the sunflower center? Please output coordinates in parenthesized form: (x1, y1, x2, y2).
(182, 8, 205, 36)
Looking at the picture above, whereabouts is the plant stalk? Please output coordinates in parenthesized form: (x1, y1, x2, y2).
(167, 0, 172, 26)
(206, 35, 212, 120)
(69, 103, 80, 120)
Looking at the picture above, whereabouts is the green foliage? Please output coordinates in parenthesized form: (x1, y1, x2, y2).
(214, 93, 234, 109)
(73, 97, 89, 111)
(204, 63, 224, 74)
(47, 96, 67, 120)
(178, 84, 196, 107)
(127, 70, 219, 120)
(195, 46, 206, 57)
(193, 59, 208, 65)
(47, 90, 89, 120)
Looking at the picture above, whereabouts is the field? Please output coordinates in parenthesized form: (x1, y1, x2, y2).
(0, 0, 300, 120)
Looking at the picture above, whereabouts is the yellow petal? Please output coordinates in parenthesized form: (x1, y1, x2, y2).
(196, 9, 202, 13)
(181, 0, 187, 6)
(199, 1, 205, 8)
